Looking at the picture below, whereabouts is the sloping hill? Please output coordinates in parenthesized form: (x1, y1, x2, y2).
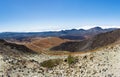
(0, 39, 35, 54)
(51, 29, 120, 52)
(91, 29, 120, 49)
(24, 37, 69, 53)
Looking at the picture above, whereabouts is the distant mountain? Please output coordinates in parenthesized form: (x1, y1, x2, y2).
(0, 27, 118, 41)
(59, 27, 117, 40)
(51, 29, 120, 52)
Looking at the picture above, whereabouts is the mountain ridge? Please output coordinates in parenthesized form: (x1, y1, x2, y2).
(0, 27, 118, 41)
(51, 29, 120, 52)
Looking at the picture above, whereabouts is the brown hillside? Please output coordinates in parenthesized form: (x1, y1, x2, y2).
(91, 29, 120, 49)
(0, 39, 35, 54)
(51, 29, 120, 52)
(24, 37, 69, 53)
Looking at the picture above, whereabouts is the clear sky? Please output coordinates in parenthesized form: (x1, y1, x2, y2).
(0, 0, 120, 32)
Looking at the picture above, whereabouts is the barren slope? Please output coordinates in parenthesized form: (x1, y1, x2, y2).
(51, 29, 120, 52)
(1, 41, 120, 77)
(24, 37, 69, 53)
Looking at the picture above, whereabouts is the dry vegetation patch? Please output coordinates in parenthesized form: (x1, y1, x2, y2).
(40, 59, 62, 68)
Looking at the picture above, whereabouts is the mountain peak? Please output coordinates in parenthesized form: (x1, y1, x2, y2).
(89, 27, 102, 30)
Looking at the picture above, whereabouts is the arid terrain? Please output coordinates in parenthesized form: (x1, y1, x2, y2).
(0, 39, 120, 77)
(1, 0, 120, 76)
(0, 28, 120, 77)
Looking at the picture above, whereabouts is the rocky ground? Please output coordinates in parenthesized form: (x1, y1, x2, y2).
(0, 43, 120, 77)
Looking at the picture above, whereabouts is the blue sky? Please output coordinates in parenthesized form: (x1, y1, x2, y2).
(0, 0, 120, 32)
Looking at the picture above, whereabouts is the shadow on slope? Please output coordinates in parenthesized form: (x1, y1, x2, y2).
(0, 39, 36, 54)
(50, 29, 120, 52)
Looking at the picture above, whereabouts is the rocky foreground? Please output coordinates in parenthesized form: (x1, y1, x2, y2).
(0, 43, 120, 77)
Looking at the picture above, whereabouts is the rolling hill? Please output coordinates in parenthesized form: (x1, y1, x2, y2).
(22, 37, 69, 53)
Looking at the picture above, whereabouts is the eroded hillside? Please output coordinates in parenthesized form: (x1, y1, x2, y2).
(51, 29, 120, 52)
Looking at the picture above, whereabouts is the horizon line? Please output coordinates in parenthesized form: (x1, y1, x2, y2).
(0, 26, 119, 33)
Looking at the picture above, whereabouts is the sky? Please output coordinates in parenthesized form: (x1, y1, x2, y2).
(0, 0, 120, 32)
